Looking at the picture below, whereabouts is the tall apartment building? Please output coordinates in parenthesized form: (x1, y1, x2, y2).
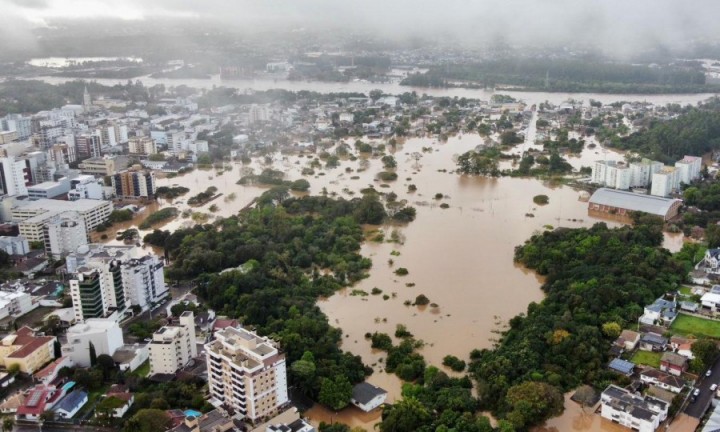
(675, 155, 702, 186)
(206, 326, 289, 422)
(0, 156, 29, 196)
(48, 144, 77, 165)
(0, 236, 29, 256)
(121, 255, 167, 311)
(68, 175, 105, 201)
(43, 212, 88, 259)
(128, 137, 157, 156)
(69, 261, 126, 322)
(1, 115, 32, 140)
(111, 169, 156, 199)
(149, 311, 197, 375)
(67, 244, 168, 314)
(600, 385, 668, 432)
(591, 159, 664, 190)
(75, 135, 102, 159)
(651, 167, 679, 197)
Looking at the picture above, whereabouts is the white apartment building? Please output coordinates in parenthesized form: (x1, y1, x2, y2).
(600, 385, 668, 432)
(128, 137, 157, 156)
(1, 115, 32, 140)
(43, 212, 88, 259)
(651, 167, 679, 197)
(206, 326, 289, 422)
(0, 156, 29, 196)
(67, 244, 168, 314)
(591, 160, 631, 190)
(14, 199, 111, 242)
(149, 311, 197, 375)
(0, 236, 29, 256)
(121, 254, 168, 311)
(78, 157, 117, 176)
(675, 155, 702, 186)
(61, 317, 124, 367)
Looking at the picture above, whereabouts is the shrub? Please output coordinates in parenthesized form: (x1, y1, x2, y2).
(371, 287, 383, 295)
(415, 294, 430, 306)
(533, 194, 550, 205)
(395, 267, 409, 276)
(377, 171, 398, 181)
(443, 355, 467, 372)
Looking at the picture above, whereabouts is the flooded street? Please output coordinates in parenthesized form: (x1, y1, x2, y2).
(533, 394, 631, 432)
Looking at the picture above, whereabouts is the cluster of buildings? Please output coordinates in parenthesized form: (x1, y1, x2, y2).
(591, 155, 702, 197)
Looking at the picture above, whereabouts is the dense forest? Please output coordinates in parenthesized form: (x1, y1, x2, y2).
(147, 192, 396, 406)
(401, 58, 719, 94)
(611, 109, 720, 163)
(468, 217, 686, 429)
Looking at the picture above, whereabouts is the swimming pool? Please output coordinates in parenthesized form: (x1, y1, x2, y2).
(184, 409, 201, 418)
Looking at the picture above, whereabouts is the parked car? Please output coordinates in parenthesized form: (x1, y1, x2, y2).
(707, 370, 713, 377)
(712, 384, 718, 392)
(694, 388, 701, 397)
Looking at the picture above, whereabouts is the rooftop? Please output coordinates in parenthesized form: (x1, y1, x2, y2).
(352, 382, 387, 405)
(589, 188, 682, 217)
(609, 358, 635, 375)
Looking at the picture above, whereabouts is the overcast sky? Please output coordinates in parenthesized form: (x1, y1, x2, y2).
(1, 0, 719, 57)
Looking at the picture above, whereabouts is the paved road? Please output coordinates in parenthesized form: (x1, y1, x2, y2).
(684, 357, 720, 418)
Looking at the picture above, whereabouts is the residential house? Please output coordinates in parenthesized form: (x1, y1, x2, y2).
(639, 333, 667, 352)
(639, 297, 677, 327)
(608, 358, 635, 376)
(660, 352, 688, 376)
(53, 389, 87, 419)
(702, 286, 720, 312)
(600, 385, 668, 432)
(34, 357, 73, 385)
(101, 386, 134, 418)
(614, 330, 640, 351)
(350, 382, 388, 412)
(639, 368, 686, 393)
(16, 382, 71, 422)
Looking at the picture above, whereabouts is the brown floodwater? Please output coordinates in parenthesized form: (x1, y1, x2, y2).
(91, 127, 685, 430)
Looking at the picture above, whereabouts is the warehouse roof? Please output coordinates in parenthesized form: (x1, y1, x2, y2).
(589, 188, 681, 217)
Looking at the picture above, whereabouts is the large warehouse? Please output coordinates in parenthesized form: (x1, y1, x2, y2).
(588, 188, 682, 221)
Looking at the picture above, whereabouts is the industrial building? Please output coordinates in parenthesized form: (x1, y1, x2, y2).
(588, 188, 682, 221)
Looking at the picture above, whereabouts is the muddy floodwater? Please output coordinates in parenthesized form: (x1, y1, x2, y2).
(99, 132, 686, 429)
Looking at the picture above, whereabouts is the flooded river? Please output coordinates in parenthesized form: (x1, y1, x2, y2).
(24, 74, 718, 106)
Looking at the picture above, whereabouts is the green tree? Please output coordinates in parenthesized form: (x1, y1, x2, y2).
(505, 381, 564, 429)
(379, 397, 431, 432)
(125, 409, 171, 432)
(2, 417, 14, 432)
(318, 376, 353, 411)
(601, 322, 622, 339)
(381, 155, 397, 169)
(691, 338, 719, 371)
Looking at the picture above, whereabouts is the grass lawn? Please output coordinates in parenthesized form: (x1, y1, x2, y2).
(630, 350, 663, 368)
(671, 313, 720, 339)
(679, 286, 692, 296)
(130, 360, 150, 378)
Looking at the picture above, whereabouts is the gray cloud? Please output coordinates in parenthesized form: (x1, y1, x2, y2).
(0, 0, 719, 58)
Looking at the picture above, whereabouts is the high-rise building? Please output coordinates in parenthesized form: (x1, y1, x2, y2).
(75, 135, 102, 159)
(48, 143, 77, 165)
(69, 260, 125, 322)
(591, 160, 631, 190)
(128, 137, 157, 155)
(43, 212, 88, 259)
(1, 115, 32, 140)
(66, 244, 168, 315)
(206, 326, 288, 422)
(149, 311, 197, 375)
(111, 169, 156, 199)
(0, 156, 29, 196)
(83, 87, 93, 113)
(675, 155, 702, 186)
(651, 167, 679, 197)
